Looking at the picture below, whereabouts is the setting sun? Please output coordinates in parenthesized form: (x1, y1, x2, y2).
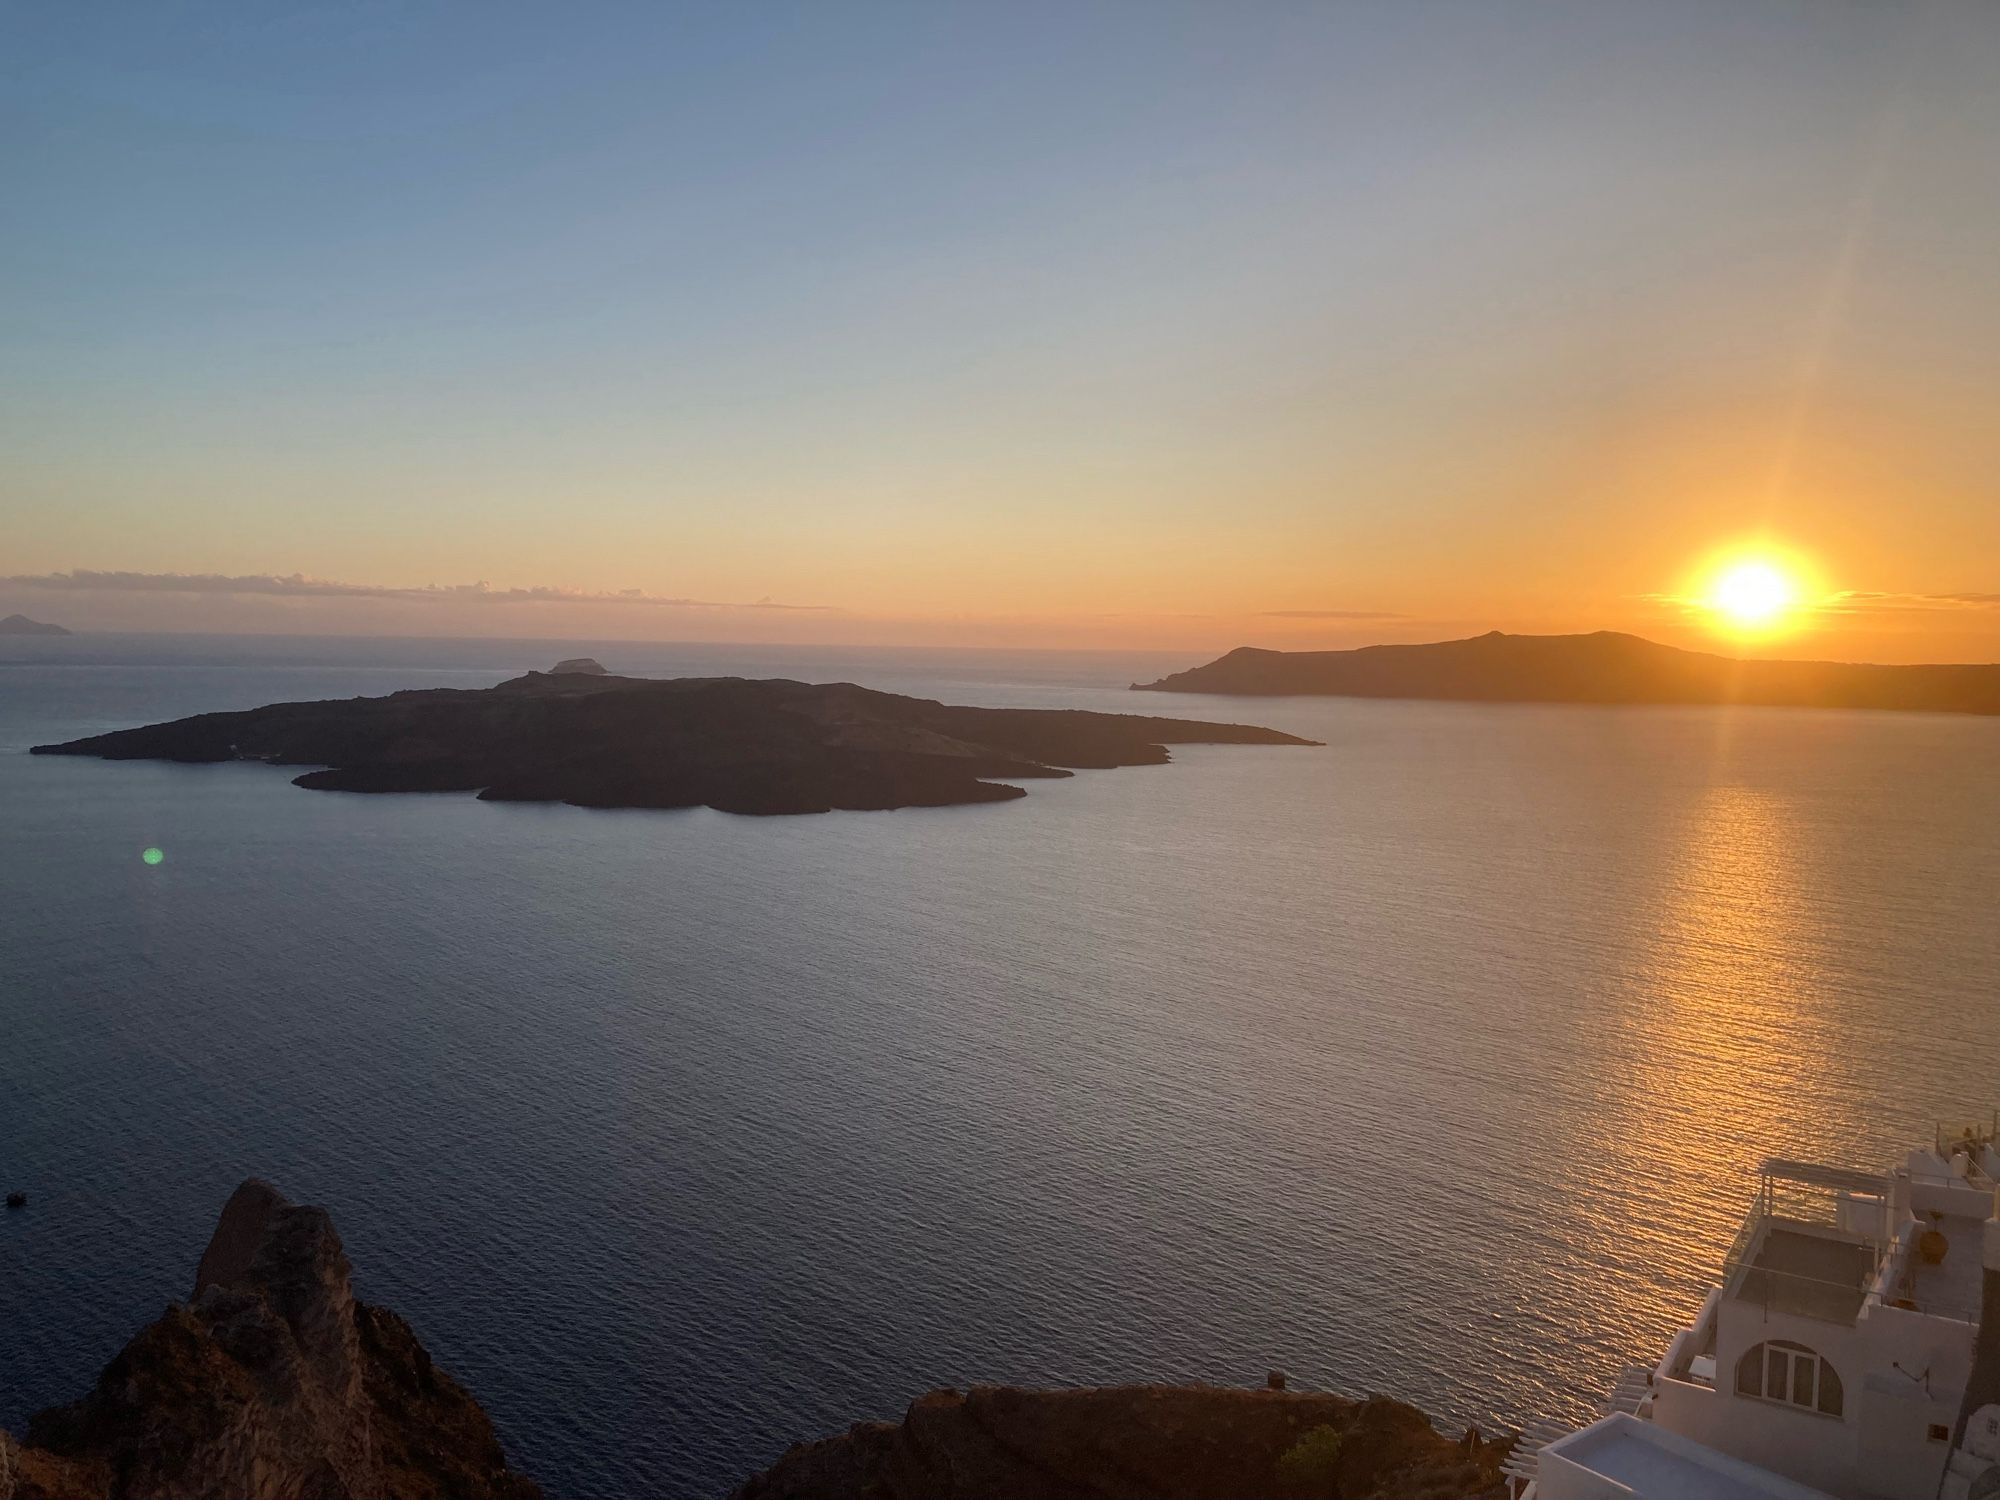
(1686, 547, 1820, 639)
(1708, 560, 1799, 629)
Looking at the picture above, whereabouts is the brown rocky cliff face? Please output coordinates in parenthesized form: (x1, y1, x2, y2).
(3, 1184, 1509, 1500)
(0, 1180, 538, 1500)
(731, 1385, 1509, 1500)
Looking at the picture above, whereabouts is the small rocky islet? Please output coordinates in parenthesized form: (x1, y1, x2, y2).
(31, 660, 1318, 816)
(0, 614, 70, 636)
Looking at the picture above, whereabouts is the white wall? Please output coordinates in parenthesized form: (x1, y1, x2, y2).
(1855, 1377, 1957, 1500)
(1655, 1296, 1972, 1500)
(1669, 1295, 1859, 1497)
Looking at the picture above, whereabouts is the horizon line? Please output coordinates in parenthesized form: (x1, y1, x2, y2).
(7, 620, 1995, 669)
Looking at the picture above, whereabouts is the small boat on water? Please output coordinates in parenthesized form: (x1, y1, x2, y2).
(1510, 1119, 2000, 1500)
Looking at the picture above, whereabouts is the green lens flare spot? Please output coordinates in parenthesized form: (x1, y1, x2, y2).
(141, 846, 165, 866)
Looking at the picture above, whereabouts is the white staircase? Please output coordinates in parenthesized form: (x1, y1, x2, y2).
(1605, 1363, 1655, 1418)
(1502, 1416, 1571, 1497)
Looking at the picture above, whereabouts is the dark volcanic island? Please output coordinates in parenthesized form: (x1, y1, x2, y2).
(31, 664, 1316, 815)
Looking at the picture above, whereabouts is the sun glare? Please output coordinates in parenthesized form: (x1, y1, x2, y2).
(1708, 560, 1797, 628)
(1689, 547, 1821, 639)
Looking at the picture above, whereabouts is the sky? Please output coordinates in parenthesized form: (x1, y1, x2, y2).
(5, 1, 1999, 659)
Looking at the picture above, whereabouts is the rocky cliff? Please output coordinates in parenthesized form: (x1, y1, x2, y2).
(0, 1180, 538, 1500)
(732, 1385, 1508, 1500)
(3, 1185, 1508, 1500)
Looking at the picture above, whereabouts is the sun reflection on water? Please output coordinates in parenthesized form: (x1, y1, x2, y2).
(1577, 781, 1845, 1387)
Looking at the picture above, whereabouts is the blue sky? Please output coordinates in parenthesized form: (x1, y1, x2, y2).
(6, 2, 1998, 654)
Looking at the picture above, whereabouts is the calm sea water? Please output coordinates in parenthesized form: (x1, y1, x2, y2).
(3, 633, 1996, 1497)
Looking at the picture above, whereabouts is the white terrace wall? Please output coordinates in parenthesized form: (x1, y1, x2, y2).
(1686, 1296, 1863, 1498)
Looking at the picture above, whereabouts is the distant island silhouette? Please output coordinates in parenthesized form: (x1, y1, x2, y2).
(1135, 629, 2000, 715)
(0, 613, 70, 636)
(33, 665, 1316, 815)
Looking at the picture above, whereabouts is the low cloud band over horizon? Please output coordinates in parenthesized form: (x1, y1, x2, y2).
(10, 570, 2000, 661)
(3, 570, 832, 612)
(1638, 588, 2000, 617)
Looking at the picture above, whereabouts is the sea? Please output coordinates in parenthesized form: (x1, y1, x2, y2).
(2, 632, 1996, 1497)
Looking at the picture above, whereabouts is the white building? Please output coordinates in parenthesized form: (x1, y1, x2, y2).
(1515, 1125, 2000, 1500)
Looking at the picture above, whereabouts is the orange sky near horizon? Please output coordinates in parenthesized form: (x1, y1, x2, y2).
(6, 537, 1998, 665)
(7, 4, 1999, 665)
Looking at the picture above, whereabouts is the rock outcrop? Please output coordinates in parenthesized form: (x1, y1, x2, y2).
(33, 673, 1317, 816)
(731, 1385, 1508, 1500)
(0, 1180, 538, 1500)
(0, 1185, 1515, 1499)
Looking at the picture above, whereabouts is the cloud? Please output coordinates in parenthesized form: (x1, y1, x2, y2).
(1, 570, 830, 611)
(1636, 589, 2000, 617)
(1256, 608, 1408, 620)
(1815, 590, 2000, 614)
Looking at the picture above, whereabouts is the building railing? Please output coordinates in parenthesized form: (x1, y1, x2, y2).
(1869, 1284, 1984, 1325)
(1717, 1212, 1982, 1326)
(1869, 1220, 1986, 1324)
(1655, 1288, 1722, 1386)
(1723, 1256, 1876, 1326)
(1711, 1155, 1898, 1327)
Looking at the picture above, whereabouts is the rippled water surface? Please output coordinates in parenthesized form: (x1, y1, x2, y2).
(3, 633, 1996, 1497)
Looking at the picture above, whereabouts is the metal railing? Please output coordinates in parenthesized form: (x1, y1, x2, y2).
(1870, 1222, 1986, 1324)
(1723, 1257, 1875, 1325)
(1718, 1212, 1983, 1326)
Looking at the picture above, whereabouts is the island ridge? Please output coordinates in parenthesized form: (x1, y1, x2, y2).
(1135, 630, 2000, 715)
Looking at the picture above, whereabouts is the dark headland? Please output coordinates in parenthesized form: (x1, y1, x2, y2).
(0, 613, 70, 636)
(31, 665, 1316, 816)
(0, 1182, 1509, 1500)
(1135, 629, 2000, 715)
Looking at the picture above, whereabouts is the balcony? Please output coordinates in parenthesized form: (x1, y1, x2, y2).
(1872, 1210, 1987, 1324)
(1732, 1227, 1878, 1324)
(1720, 1159, 1890, 1328)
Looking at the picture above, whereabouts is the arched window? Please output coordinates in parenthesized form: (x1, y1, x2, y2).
(1736, 1340, 1844, 1417)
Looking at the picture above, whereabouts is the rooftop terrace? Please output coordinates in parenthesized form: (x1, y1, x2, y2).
(1732, 1225, 1877, 1325)
(1874, 1206, 1987, 1323)
(1718, 1159, 1889, 1326)
(1539, 1414, 1833, 1500)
